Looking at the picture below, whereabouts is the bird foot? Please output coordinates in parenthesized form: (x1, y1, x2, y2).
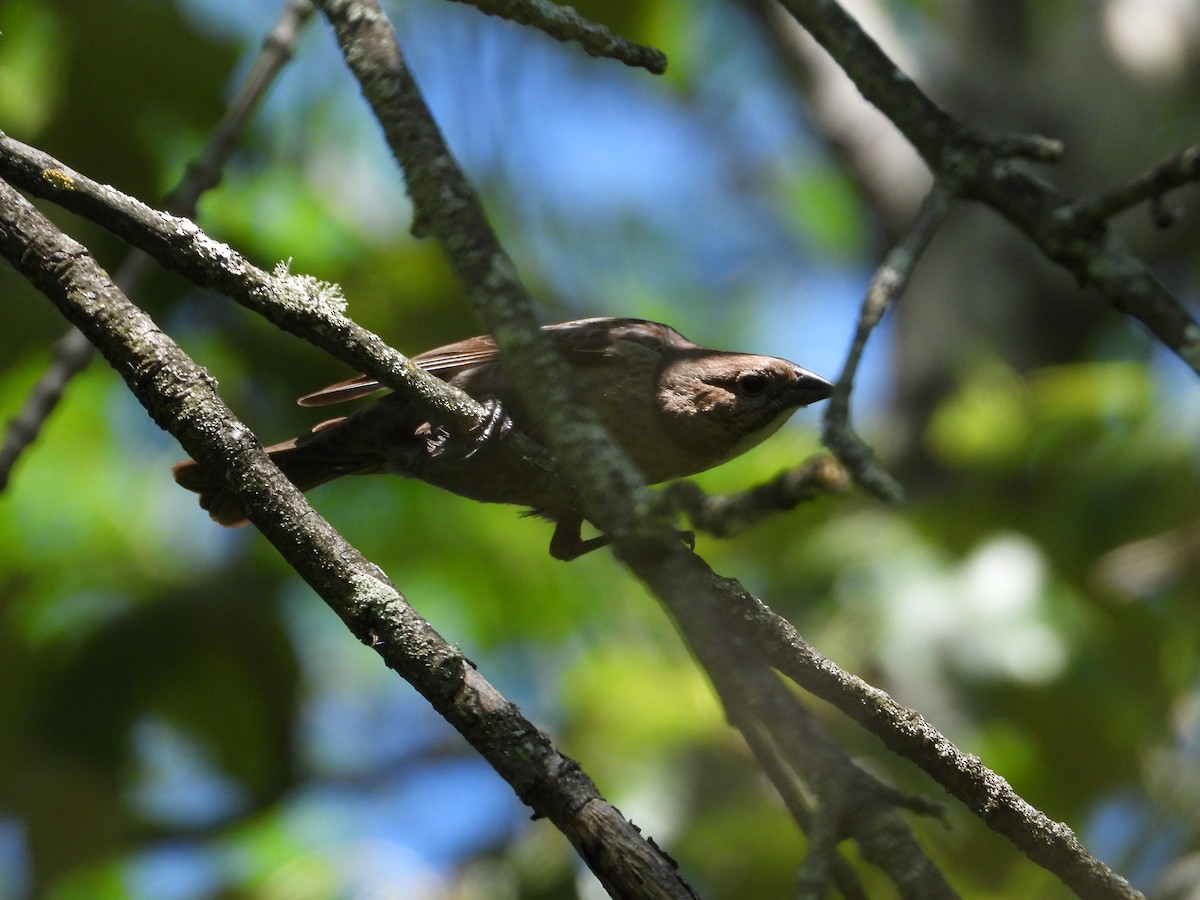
(463, 398, 514, 457)
(548, 517, 696, 561)
(422, 398, 513, 460)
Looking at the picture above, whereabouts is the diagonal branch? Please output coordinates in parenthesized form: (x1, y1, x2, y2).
(695, 620, 956, 898)
(0, 178, 700, 900)
(0, 132, 575, 491)
(713, 571, 1145, 900)
(314, 0, 675, 556)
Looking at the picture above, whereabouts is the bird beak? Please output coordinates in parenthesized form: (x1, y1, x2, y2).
(791, 366, 835, 407)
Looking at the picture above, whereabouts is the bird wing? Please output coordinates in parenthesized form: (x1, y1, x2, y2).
(412, 334, 501, 373)
(294, 319, 695, 407)
(297, 374, 384, 407)
(296, 334, 502, 407)
(543, 317, 698, 364)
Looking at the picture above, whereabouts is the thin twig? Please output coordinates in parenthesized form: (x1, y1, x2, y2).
(822, 185, 954, 503)
(445, 0, 667, 73)
(1069, 143, 1200, 225)
(0, 0, 316, 491)
(659, 454, 849, 539)
(167, 0, 316, 214)
(0, 327, 90, 490)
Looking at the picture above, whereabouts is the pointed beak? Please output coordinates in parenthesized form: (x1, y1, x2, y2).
(790, 365, 834, 407)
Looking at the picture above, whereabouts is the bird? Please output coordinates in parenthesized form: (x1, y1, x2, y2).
(172, 317, 833, 559)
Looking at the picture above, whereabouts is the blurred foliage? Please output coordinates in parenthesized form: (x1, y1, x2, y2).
(2, 0, 1200, 898)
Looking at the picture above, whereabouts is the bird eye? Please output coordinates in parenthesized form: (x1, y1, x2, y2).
(736, 373, 767, 396)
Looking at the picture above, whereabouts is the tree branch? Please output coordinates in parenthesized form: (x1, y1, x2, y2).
(709, 568, 1145, 900)
(0, 133, 580, 513)
(823, 184, 953, 502)
(1070, 143, 1200, 225)
(777, 0, 1200, 376)
(445, 0, 668, 73)
(314, 0, 678, 557)
(701, 630, 956, 898)
(0, 178, 700, 900)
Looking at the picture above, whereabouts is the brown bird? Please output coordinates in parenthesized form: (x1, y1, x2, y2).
(172, 317, 833, 559)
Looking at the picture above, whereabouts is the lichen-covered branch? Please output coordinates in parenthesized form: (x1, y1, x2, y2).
(0, 178, 700, 900)
(694, 620, 956, 899)
(712, 569, 1145, 900)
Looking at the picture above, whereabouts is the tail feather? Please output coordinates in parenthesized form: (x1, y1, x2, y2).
(173, 397, 429, 526)
(171, 459, 253, 527)
(171, 435, 354, 527)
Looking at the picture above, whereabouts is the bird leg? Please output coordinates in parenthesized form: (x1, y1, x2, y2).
(549, 513, 611, 561)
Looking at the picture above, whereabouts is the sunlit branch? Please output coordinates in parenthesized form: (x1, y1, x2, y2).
(723, 581, 1145, 900)
(0, 179, 701, 900)
(637, 553, 956, 896)
(737, 683, 952, 897)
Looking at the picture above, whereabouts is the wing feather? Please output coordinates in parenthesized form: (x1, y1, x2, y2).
(294, 319, 692, 406)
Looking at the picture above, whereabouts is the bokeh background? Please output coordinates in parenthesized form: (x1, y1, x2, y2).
(2, 0, 1199, 896)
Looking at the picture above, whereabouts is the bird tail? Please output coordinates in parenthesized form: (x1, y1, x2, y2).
(172, 419, 356, 527)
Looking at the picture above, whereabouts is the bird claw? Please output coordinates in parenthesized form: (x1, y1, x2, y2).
(462, 398, 513, 459)
(420, 423, 452, 458)
(421, 399, 513, 460)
